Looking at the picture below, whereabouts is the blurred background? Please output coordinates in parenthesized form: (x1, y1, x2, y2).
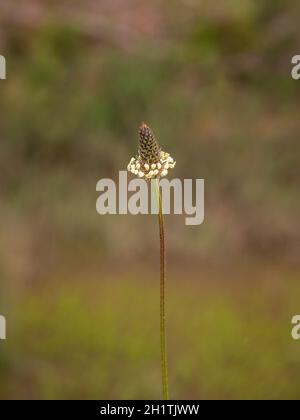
(0, 0, 300, 399)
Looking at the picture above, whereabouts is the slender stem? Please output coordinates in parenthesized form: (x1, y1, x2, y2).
(154, 179, 169, 400)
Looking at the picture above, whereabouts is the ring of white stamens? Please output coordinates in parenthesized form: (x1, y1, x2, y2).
(127, 151, 176, 181)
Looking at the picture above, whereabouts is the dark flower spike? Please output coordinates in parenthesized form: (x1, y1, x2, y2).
(127, 123, 176, 180)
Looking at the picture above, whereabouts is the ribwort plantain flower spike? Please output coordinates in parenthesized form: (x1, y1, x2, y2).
(127, 123, 176, 181)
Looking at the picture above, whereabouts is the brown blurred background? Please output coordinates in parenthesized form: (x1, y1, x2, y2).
(0, 0, 300, 399)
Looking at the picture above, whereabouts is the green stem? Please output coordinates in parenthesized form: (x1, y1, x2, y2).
(154, 179, 169, 400)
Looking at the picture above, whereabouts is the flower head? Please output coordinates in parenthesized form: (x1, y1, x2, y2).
(127, 123, 176, 180)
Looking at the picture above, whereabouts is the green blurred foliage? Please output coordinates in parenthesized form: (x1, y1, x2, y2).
(0, 0, 300, 399)
(1, 1, 299, 263)
(1, 268, 300, 399)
